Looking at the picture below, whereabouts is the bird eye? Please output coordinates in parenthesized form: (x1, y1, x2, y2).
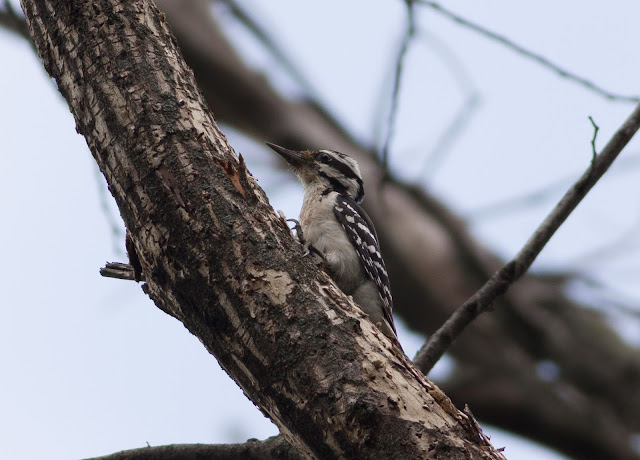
(319, 153, 330, 163)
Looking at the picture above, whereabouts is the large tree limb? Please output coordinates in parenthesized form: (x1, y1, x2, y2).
(6, 0, 640, 457)
(149, 2, 640, 459)
(20, 0, 503, 458)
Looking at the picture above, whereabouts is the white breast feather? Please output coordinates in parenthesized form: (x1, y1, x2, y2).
(299, 188, 365, 294)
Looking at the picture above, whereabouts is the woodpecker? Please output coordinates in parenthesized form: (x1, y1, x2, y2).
(266, 142, 398, 341)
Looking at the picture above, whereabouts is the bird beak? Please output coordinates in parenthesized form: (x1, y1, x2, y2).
(265, 142, 306, 167)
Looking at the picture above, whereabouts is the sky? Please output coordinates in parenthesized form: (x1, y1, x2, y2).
(1, 1, 639, 459)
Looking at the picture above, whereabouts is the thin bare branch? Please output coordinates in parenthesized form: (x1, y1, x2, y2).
(85, 436, 301, 460)
(416, 1, 640, 103)
(381, 0, 416, 175)
(414, 102, 640, 373)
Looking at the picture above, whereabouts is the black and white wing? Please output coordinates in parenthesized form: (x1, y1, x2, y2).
(333, 194, 396, 334)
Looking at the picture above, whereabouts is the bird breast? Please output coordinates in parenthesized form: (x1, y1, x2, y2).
(299, 190, 366, 295)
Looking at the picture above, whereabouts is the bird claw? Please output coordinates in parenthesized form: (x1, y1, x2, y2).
(304, 243, 326, 265)
(287, 218, 304, 242)
(287, 219, 309, 246)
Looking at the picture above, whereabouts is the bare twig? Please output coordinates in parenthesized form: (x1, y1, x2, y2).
(381, 0, 416, 175)
(414, 102, 640, 373)
(588, 115, 599, 161)
(99, 262, 138, 281)
(415, 1, 640, 103)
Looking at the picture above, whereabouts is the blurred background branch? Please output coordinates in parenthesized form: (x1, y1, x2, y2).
(416, 0, 640, 103)
(0, 0, 27, 38)
(380, 0, 416, 174)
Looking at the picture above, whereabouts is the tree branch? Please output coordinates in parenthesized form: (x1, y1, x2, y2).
(127, 4, 640, 458)
(21, 0, 502, 458)
(416, 1, 640, 103)
(85, 436, 302, 460)
(0, 0, 28, 38)
(414, 102, 640, 373)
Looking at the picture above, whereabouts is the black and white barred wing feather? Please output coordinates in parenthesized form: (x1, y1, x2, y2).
(333, 195, 396, 334)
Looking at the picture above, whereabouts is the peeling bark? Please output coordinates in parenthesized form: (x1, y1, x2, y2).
(20, 0, 504, 458)
(147, 2, 640, 458)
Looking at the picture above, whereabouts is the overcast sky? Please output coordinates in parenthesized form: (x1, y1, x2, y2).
(2, 1, 639, 459)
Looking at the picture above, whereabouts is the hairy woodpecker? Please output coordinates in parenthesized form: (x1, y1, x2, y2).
(266, 142, 397, 341)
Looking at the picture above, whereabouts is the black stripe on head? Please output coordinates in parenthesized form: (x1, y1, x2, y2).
(317, 150, 364, 202)
(324, 155, 360, 181)
(318, 170, 348, 195)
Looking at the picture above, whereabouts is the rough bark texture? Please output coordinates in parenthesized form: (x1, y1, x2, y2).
(149, 2, 640, 459)
(20, 0, 504, 458)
